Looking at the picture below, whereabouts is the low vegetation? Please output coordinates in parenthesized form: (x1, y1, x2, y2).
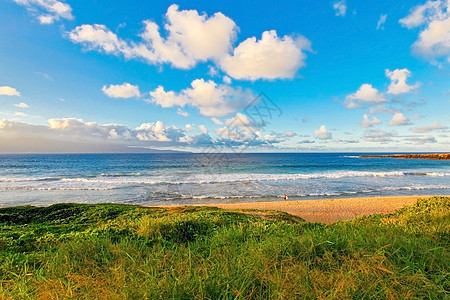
(0, 196, 448, 299)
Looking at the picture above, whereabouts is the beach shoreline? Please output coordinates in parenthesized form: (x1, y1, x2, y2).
(151, 195, 437, 224)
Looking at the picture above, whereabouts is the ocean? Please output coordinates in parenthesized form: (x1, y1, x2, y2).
(0, 153, 449, 207)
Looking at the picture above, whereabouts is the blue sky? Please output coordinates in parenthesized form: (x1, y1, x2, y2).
(0, 0, 449, 153)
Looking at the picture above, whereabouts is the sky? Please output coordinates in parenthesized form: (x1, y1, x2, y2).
(0, 0, 449, 153)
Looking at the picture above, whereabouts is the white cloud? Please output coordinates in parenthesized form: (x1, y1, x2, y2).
(102, 83, 141, 99)
(208, 66, 218, 77)
(344, 84, 387, 108)
(284, 130, 296, 137)
(334, 138, 359, 144)
(211, 117, 223, 125)
(184, 124, 193, 132)
(359, 114, 382, 127)
(1, 118, 216, 152)
(400, 0, 450, 62)
(46, 118, 192, 145)
(385, 68, 420, 94)
(314, 125, 332, 139)
(176, 108, 189, 117)
(68, 5, 311, 80)
(406, 134, 437, 144)
(223, 76, 232, 84)
(149, 79, 253, 117)
(364, 129, 397, 143)
(376, 14, 387, 30)
(13, 0, 73, 24)
(333, 0, 347, 17)
(399, 0, 446, 29)
(225, 112, 254, 130)
(414, 17, 450, 61)
(138, 4, 237, 68)
(14, 102, 29, 109)
(47, 118, 137, 141)
(198, 125, 208, 134)
(135, 121, 172, 142)
(0, 86, 21, 96)
(68, 24, 133, 57)
(69, 4, 236, 69)
(388, 112, 410, 126)
(219, 30, 312, 80)
(411, 121, 447, 133)
(14, 112, 27, 117)
(215, 112, 260, 142)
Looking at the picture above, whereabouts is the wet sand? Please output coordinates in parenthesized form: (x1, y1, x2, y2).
(156, 195, 435, 224)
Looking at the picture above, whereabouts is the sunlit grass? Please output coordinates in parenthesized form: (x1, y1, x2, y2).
(0, 196, 448, 298)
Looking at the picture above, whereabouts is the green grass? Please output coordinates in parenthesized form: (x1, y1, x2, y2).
(0, 196, 448, 299)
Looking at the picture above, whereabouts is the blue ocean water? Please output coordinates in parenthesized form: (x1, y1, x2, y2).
(0, 153, 449, 207)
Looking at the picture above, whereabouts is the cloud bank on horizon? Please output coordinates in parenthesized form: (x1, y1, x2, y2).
(0, 0, 449, 153)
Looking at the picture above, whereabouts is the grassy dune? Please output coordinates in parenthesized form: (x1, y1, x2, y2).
(0, 196, 448, 299)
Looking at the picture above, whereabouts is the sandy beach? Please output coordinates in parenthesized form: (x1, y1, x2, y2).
(157, 195, 434, 224)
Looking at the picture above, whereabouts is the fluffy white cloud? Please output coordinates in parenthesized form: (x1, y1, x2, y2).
(333, 0, 347, 17)
(68, 5, 310, 80)
(386, 68, 420, 94)
(47, 118, 197, 145)
(0, 86, 21, 96)
(314, 125, 332, 140)
(198, 125, 208, 134)
(14, 102, 29, 108)
(225, 112, 253, 129)
(48, 118, 133, 140)
(13, 0, 73, 24)
(1, 118, 217, 152)
(400, 0, 450, 62)
(68, 24, 133, 57)
(376, 14, 387, 30)
(215, 112, 261, 142)
(69, 4, 237, 69)
(344, 84, 387, 108)
(137, 4, 237, 68)
(149, 79, 253, 117)
(359, 114, 382, 127)
(414, 17, 450, 61)
(388, 112, 410, 126)
(102, 83, 141, 99)
(411, 121, 447, 133)
(219, 30, 312, 80)
(135, 121, 173, 142)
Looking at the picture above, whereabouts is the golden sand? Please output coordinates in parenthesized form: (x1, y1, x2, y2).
(154, 195, 436, 224)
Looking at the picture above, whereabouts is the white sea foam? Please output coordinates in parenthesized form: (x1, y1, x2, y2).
(2, 170, 450, 188)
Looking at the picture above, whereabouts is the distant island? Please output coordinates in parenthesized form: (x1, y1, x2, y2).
(360, 153, 450, 160)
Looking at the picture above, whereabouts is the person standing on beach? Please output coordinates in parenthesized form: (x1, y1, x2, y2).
(284, 194, 288, 201)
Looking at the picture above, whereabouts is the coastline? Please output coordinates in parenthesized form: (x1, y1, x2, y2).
(360, 153, 450, 160)
(153, 195, 434, 224)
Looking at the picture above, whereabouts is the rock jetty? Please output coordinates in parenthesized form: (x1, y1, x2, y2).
(359, 153, 450, 160)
